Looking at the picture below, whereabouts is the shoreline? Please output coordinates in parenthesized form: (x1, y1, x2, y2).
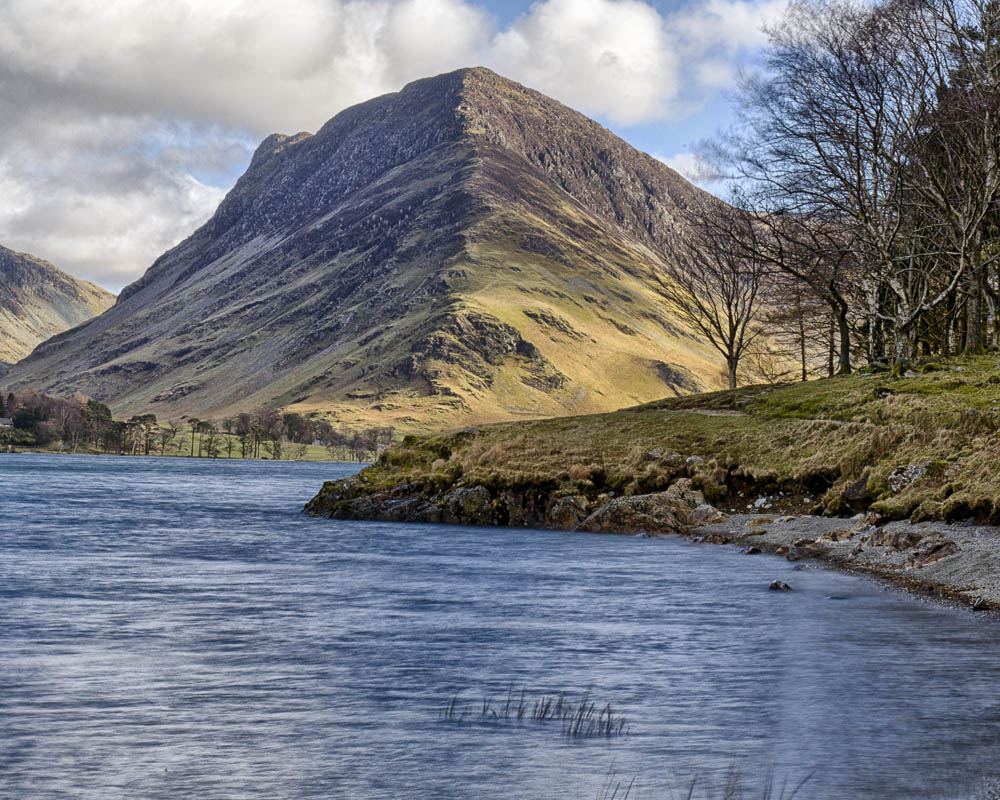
(306, 473, 1000, 616)
(684, 512, 1000, 616)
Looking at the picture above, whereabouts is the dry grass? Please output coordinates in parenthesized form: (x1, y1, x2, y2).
(348, 356, 1000, 524)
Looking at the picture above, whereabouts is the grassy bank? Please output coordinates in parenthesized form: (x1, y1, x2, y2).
(346, 355, 1000, 524)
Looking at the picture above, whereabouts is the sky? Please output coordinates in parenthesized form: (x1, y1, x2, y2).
(0, 0, 787, 294)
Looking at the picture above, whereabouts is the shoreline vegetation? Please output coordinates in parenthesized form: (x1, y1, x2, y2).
(0, 390, 391, 462)
(306, 356, 1000, 612)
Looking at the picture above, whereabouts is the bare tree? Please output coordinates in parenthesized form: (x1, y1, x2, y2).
(656, 203, 767, 388)
(708, 0, 1000, 367)
(159, 420, 180, 455)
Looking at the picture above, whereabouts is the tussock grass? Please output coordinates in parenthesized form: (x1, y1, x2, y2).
(442, 688, 629, 738)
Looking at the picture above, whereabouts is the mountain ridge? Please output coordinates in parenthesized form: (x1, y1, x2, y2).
(0, 245, 115, 365)
(4, 67, 725, 430)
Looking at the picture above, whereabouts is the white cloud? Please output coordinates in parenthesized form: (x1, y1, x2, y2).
(654, 152, 726, 188)
(490, 0, 678, 125)
(0, 0, 492, 135)
(0, 118, 236, 292)
(0, 0, 786, 291)
(656, 152, 702, 180)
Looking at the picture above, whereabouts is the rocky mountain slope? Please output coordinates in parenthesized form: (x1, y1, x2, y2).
(3, 67, 724, 430)
(0, 246, 114, 365)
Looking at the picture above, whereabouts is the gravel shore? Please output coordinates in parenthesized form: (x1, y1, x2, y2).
(688, 511, 1000, 613)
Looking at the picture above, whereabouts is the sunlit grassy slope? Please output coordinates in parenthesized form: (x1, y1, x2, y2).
(347, 356, 1000, 523)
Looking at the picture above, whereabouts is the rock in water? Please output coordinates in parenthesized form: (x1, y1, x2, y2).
(768, 580, 792, 591)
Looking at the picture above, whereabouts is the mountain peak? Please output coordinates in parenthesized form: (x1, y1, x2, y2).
(4, 69, 718, 430)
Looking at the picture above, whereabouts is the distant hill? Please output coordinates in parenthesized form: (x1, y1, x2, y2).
(3, 67, 725, 431)
(0, 245, 114, 365)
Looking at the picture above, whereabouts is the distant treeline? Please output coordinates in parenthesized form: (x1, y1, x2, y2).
(0, 390, 394, 460)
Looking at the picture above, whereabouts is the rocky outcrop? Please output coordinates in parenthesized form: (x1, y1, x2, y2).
(3, 67, 722, 427)
(576, 491, 693, 534)
(0, 245, 114, 363)
(546, 495, 589, 529)
(305, 474, 724, 536)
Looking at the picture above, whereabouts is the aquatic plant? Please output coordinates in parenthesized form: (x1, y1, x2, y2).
(441, 687, 629, 738)
(595, 763, 812, 800)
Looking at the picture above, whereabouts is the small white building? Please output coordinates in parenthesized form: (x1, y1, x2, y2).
(0, 418, 13, 429)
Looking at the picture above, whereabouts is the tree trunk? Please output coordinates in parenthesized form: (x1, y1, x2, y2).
(827, 314, 835, 378)
(964, 270, 985, 355)
(835, 303, 851, 375)
(727, 357, 738, 390)
(894, 320, 917, 367)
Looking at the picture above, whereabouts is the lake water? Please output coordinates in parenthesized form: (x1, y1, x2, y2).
(3, 453, 1000, 799)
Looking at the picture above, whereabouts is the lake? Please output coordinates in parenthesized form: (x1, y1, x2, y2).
(2, 453, 1000, 799)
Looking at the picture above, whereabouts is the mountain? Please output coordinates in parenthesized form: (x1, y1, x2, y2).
(2, 67, 726, 431)
(0, 245, 114, 366)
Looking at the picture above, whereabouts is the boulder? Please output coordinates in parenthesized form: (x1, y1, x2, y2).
(818, 527, 855, 543)
(684, 455, 705, 475)
(688, 503, 728, 527)
(740, 546, 762, 555)
(546, 495, 589, 529)
(907, 536, 960, 569)
(441, 486, 494, 525)
(500, 489, 547, 527)
(768, 580, 792, 591)
(843, 476, 870, 505)
(665, 478, 707, 506)
(866, 529, 924, 550)
(888, 463, 928, 494)
(576, 490, 692, 534)
(786, 538, 830, 562)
